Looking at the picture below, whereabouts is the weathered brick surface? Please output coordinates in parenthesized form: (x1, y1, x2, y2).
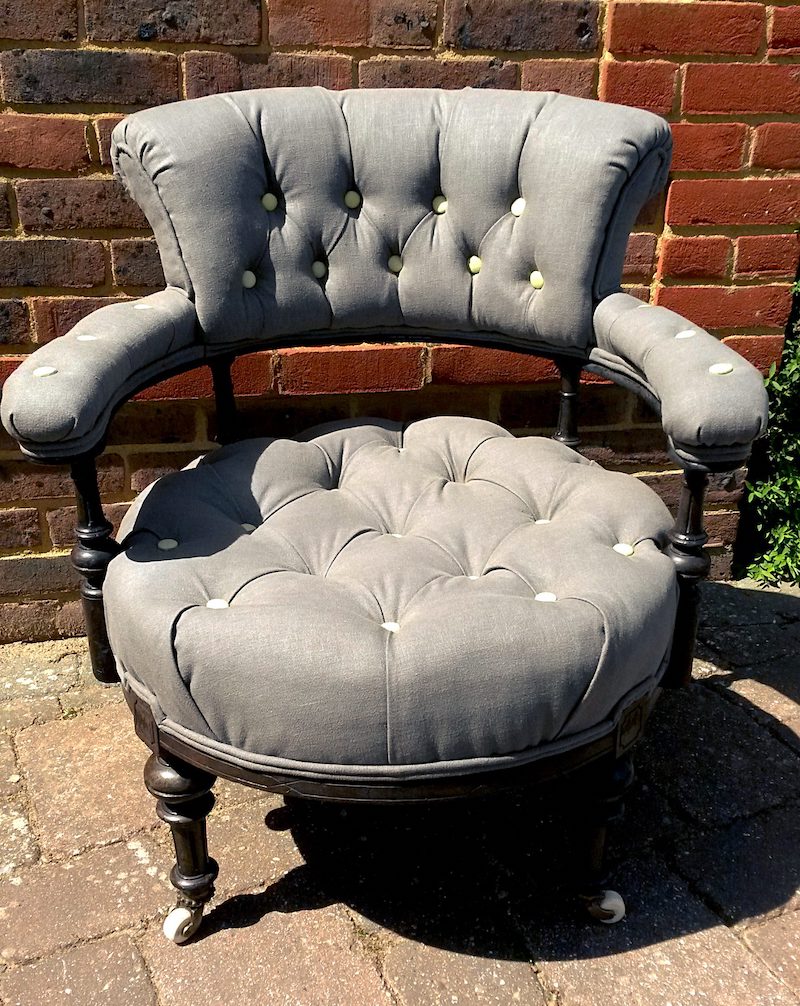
(111, 239, 164, 287)
(0, 600, 82, 643)
(0, 509, 40, 551)
(0, 50, 179, 105)
(15, 179, 148, 232)
(0, 115, 89, 171)
(670, 122, 747, 172)
(0, 239, 106, 288)
(608, 2, 764, 56)
(359, 56, 518, 89)
(0, 554, 78, 597)
(443, 0, 598, 52)
(430, 345, 558, 385)
(683, 63, 800, 114)
(130, 450, 203, 492)
(1, 0, 77, 41)
(84, 0, 261, 44)
(279, 344, 425, 395)
(736, 234, 800, 278)
(752, 122, 800, 169)
(0, 185, 10, 231)
(47, 501, 129, 548)
(600, 59, 678, 114)
(656, 285, 792, 330)
(659, 236, 731, 280)
(93, 114, 125, 166)
(0, 301, 30, 345)
(769, 5, 800, 56)
(0, 455, 123, 502)
(521, 58, 596, 97)
(0, 933, 157, 1006)
(666, 179, 800, 228)
(722, 334, 785, 372)
(184, 50, 352, 98)
(31, 296, 125, 343)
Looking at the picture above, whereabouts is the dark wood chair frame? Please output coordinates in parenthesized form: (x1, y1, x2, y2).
(45, 338, 715, 930)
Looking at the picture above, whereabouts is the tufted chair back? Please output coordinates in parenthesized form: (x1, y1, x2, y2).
(112, 87, 672, 354)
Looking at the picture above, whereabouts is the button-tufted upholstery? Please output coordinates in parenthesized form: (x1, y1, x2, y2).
(105, 417, 677, 780)
(0, 87, 768, 466)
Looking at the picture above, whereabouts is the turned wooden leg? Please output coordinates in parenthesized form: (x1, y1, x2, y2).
(144, 753, 218, 943)
(578, 752, 635, 924)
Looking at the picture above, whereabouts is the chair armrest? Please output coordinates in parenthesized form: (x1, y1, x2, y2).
(1, 289, 202, 461)
(592, 292, 769, 466)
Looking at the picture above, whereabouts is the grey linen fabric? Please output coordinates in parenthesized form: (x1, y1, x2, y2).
(105, 417, 678, 778)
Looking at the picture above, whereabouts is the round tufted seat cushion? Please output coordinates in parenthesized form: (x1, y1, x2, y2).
(104, 417, 678, 781)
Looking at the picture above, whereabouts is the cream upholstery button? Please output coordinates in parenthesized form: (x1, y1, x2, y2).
(675, 329, 696, 340)
(261, 192, 278, 211)
(388, 254, 403, 274)
(206, 598, 229, 609)
(241, 523, 257, 532)
(344, 190, 361, 209)
(468, 575, 479, 580)
(133, 302, 153, 310)
(432, 195, 448, 214)
(468, 255, 482, 275)
(534, 518, 551, 525)
(530, 270, 544, 289)
(535, 592, 557, 602)
(311, 260, 327, 279)
(242, 270, 257, 288)
(511, 197, 526, 217)
(157, 538, 178, 550)
(381, 621, 400, 633)
(76, 334, 98, 342)
(709, 362, 733, 375)
(613, 543, 635, 556)
(390, 532, 402, 538)
(32, 366, 57, 377)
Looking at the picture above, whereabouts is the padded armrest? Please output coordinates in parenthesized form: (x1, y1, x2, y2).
(1, 289, 202, 461)
(592, 292, 769, 466)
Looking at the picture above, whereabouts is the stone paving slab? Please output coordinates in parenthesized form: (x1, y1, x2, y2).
(15, 703, 154, 857)
(0, 640, 86, 701)
(0, 800, 38, 877)
(141, 904, 394, 1005)
(746, 910, 800, 997)
(524, 858, 799, 1006)
(0, 933, 156, 1006)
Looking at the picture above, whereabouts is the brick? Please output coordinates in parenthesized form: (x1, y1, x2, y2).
(279, 344, 424, 395)
(747, 912, 800, 995)
(0, 356, 23, 388)
(599, 59, 678, 116)
(670, 122, 747, 173)
(521, 58, 596, 98)
(31, 297, 125, 343)
(443, 0, 598, 52)
(16, 179, 147, 233)
(0, 455, 123, 503)
(0, 509, 40, 551)
(0, 555, 77, 597)
(0, 302, 30, 344)
(108, 401, 199, 445)
(0, 50, 179, 105)
(0, 239, 105, 288)
(183, 50, 352, 97)
(608, 2, 763, 56)
(359, 56, 518, 89)
(705, 510, 739, 548)
(84, 0, 261, 43)
(130, 450, 203, 492)
(656, 285, 791, 330)
(142, 905, 392, 1006)
(0, 0, 77, 41)
(659, 237, 731, 280)
(769, 4, 800, 55)
(0, 114, 89, 171)
(0, 187, 9, 232)
(369, 1, 437, 48)
(431, 344, 557, 385)
(0, 600, 81, 644)
(623, 232, 657, 280)
(93, 114, 125, 166)
(17, 704, 154, 856)
(722, 334, 784, 372)
(134, 368, 214, 401)
(111, 239, 164, 288)
(47, 501, 129, 548)
(752, 122, 800, 170)
(0, 934, 156, 1006)
(0, 840, 168, 964)
(529, 857, 798, 1006)
(269, 0, 370, 45)
(736, 234, 800, 279)
(683, 63, 800, 115)
(667, 179, 800, 228)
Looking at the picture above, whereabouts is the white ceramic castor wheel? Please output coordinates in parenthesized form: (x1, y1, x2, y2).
(586, 889, 626, 924)
(163, 905, 203, 944)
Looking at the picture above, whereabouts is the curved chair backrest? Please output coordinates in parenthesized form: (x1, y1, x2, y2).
(112, 87, 672, 355)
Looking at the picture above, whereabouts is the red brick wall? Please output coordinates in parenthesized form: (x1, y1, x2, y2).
(0, 0, 797, 641)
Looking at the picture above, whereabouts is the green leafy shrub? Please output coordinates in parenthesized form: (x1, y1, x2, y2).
(745, 280, 800, 585)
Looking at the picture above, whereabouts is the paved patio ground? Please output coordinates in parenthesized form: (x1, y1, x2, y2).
(0, 578, 798, 1005)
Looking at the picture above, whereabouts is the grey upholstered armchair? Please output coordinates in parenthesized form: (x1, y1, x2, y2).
(0, 88, 768, 943)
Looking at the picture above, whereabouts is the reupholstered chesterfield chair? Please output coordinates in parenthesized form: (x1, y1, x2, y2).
(1, 88, 768, 943)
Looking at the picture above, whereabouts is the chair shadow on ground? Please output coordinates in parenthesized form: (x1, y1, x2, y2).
(190, 581, 800, 961)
